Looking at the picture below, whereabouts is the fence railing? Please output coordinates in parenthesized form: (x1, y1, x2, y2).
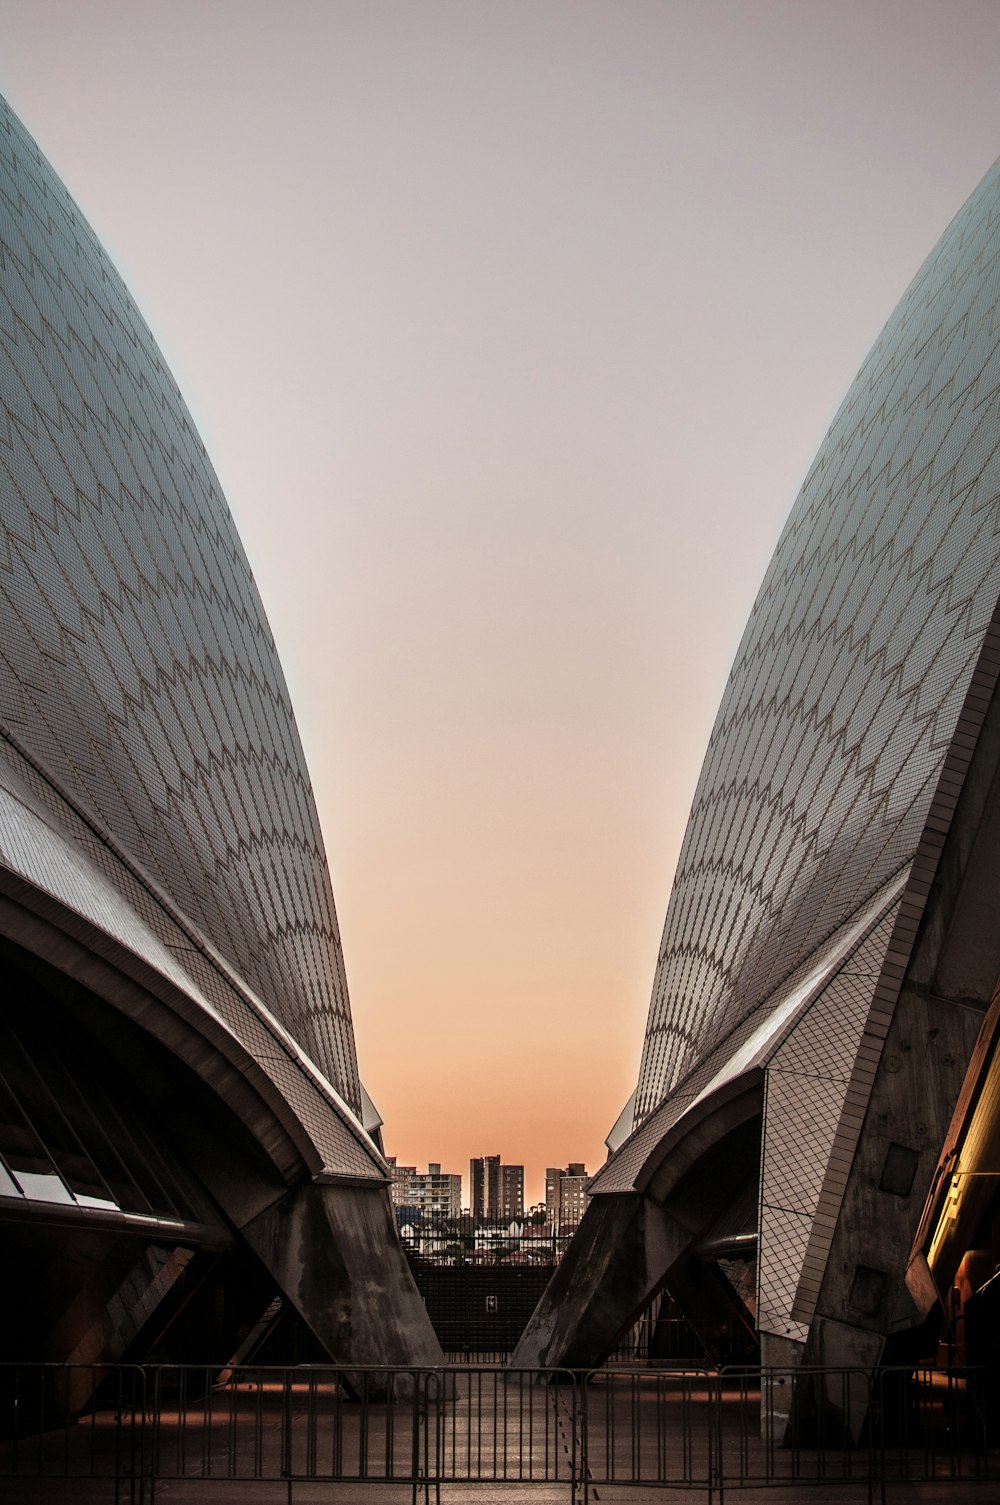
(0, 1361, 996, 1501)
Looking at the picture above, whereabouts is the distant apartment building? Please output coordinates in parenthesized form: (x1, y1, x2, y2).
(386, 1158, 462, 1219)
(545, 1163, 589, 1231)
(387, 1157, 417, 1208)
(500, 1163, 524, 1222)
(469, 1154, 500, 1219)
(470, 1154, 524, 1221)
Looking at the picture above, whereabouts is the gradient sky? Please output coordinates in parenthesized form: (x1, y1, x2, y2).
(3, 1, 1000, 1206)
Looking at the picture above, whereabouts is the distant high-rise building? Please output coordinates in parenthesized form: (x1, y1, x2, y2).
(545, 1164, 589, 1230)
(470, 1154, 523, 1220)
(470, 1155, 501, 1219)
(469, 1155, 500, 1216)
(386, 1157, 418, 1209)
(544, 1168, 562, 1226)
(500, 1163, 525, 1222)
(388, 1159, 462, 1219)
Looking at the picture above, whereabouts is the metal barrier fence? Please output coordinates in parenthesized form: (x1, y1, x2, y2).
(0, 1361, 997, 1501)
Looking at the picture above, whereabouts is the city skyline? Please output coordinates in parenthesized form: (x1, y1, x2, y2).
(387, 1154, 591, 1231)
(5, 2, 1000, 1207)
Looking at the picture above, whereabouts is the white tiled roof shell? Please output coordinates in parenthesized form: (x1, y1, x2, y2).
(637, 156, 1000, 1122)
(0, 96, 360, 1113)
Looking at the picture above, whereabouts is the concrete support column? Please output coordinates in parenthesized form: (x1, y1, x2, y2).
(510, 1192, 690, 1370)
(241, 1181, 443, 1367)
(759, 1332, 806, 1443)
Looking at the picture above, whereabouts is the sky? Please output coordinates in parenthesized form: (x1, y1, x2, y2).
(3, 1, 1000, 1207)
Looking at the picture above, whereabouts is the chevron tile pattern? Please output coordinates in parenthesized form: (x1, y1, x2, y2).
(636, 156, 1000, 1121)
(0, 97, 360, 1112)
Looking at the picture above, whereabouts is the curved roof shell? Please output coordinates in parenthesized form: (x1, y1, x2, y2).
(0, 96, 362, 1119)
(636, 155, 1000, 1122)
(0, 91, 359, 1107)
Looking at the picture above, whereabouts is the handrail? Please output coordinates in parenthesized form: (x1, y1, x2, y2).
(0, 1360, 995, 1497)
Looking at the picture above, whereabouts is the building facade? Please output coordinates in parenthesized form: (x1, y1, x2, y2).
(515, 153, 1000, 1411)
(470, 1155, 524, 1221)
(469, 1156, 501, 1220)
(387, 1159, 462, 1219)
(0, 93, 440, 1374)
(545, 1164, 588, 1232)
(500, 1163, 525, 1223)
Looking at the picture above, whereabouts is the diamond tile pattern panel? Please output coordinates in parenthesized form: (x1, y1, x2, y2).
(758, 1203, 812, 1344)
(770, 900, 901, 1080)
(760, 1072, 844, 1216)
(636, 158, 1000, 1120)
(0, 97, 359, 1109)
(756, 902, 900, 1334)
